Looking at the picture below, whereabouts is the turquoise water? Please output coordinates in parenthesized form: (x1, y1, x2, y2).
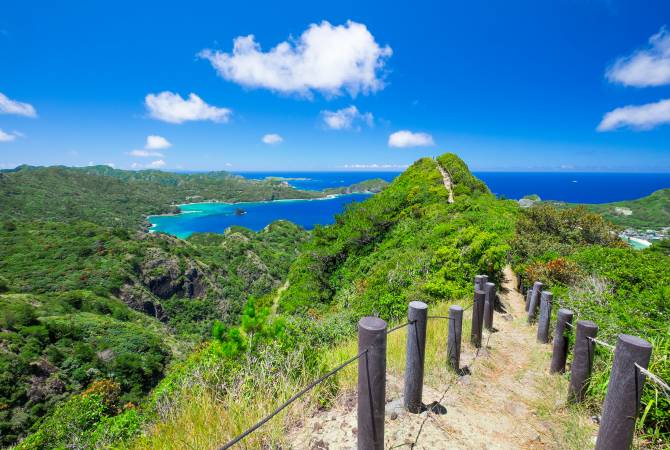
(149, 194, 370, 238)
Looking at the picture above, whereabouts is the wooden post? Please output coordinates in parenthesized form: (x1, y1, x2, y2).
(447, 305, 463, 372)
(568, 320, 598, 403)
(527, 281, 544, 323)
(358, 316, 387, 450)
(483, 282, 496, 331)
(536, 291, 552, 343)
(404, 301, 428, 413)
(550, 308, 574, 373)
(525, 289, 532, 312)
(471, 289, 486, 348)
(595, 335, 653, 450)
(474, 274, 488, 291)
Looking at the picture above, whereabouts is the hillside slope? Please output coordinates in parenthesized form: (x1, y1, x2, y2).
(278, 153, 512, 319)
(0, 165, 323, 229)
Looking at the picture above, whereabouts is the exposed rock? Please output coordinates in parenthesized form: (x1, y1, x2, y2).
(141, 248, 183, 299)
(27, 376, 65, 404)
(118, 283, 167, 322)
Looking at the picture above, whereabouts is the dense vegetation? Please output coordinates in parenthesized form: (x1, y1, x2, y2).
(511, 204, 670, 442)
(322, 177, 389, 195)
(0, 165, 323, 229)
(0, 292, 172, 445)
(279, 154, 514, 319)
(3, 155, 668, 447)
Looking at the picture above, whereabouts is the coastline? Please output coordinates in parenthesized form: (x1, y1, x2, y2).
(146, 192, 367, 235)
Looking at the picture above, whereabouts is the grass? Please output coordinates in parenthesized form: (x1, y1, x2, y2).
(127, 295, 602, 449)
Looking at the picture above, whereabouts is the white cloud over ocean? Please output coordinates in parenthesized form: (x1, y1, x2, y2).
(199, 21, 392, 98)
(388, 130, 435, 148)
(261, 133, 283, 144)
(145, 92, 231, 124)
(598, 98, 670, 131)
(606, 27, 670, 87)
(0, 93, 37, 117)
(321, 106, 373, 130)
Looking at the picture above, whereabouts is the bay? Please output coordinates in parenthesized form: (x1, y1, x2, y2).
(149, 194, 370, 238)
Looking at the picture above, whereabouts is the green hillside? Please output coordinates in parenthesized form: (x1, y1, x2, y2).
(279, 154, 513, 318)
(0, 219, 307, 443)
(0, 165, 323, 229)
(585, 188, 670, 228)
(3, 154, 668, 448)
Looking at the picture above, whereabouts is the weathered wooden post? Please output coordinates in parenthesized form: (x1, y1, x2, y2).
(447, 305, 463, 372)
(471, 289, 486, 348)
(474, 274, 488, 291)
(358, 316, 387, 450)
(525, 289, 532, 312)
(536, 291, 553, 343)
(550, 308, 574, 373)
(527, 281, 544, 323)
(483, 282, 496, 331)
(595, 335, 653, 450)
(404, 301, 428, 413)
(568, 320, 598, 403)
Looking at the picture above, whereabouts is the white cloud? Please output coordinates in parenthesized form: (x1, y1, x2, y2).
(597, 98, 670, 131)
(343, 163, 409, 169)
(199, 20, 392, 97)
(145, 91, 231, 124)
(321, 105, 373, 130)
(104, 162, 116, 168)
(388, 130, 435, 148)
(261, 133, 283, 144)
(606, 27, 670, 87)
(0, 93, 37, 117)
(147, 159, 166, 168)
(146, 135, 172, 149)
(129, 149, 165, 157)
(0, 129, 16, 142)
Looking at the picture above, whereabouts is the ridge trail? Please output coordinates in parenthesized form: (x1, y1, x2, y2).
(287, 267, 596, 449)
(435, 160, 455, 204)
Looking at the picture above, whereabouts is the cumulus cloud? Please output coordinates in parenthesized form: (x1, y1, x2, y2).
(199, 20, 392, 97)
(262, 133, 283, 144)
(0, 129, 17, 142)
(0, 93, 37, 117)
(321, 105, 373, 130)
(606, 27, 670, 87)
(388, 130, 435, 148)
(597, 98, 670, 131)
(145, 91, 231, 124)
(146, 135, 172, 149)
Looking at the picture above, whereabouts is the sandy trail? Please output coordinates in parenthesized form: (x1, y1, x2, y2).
(435, 161, 455, 204)
(287, 267, 591, 449)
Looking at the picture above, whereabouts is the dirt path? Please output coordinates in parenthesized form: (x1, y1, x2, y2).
(271, 280, 289, 315)
(287, 267, 595, 449)
(435, 160, 455, 204)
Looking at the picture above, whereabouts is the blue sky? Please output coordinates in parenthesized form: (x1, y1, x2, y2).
(2, 0, 670, 172)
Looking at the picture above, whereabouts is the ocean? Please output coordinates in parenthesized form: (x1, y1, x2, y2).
(238, 171, 670, 204)
(149, 171, 670, 238)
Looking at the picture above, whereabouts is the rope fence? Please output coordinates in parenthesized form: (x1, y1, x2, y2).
(219, 350, 367, 450)
(217, 275, 498, 449)
(521, 278, 670, 450)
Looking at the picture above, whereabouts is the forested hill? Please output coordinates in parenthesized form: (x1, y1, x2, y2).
(278, 153, 514, 318)
(0, 165, 323, 228)
(4, 153, 668, 448)
(583, 188, 670, 228)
